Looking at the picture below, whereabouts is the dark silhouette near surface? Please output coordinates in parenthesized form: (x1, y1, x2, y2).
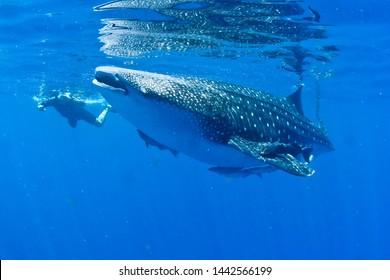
(303, 6, 321, 22)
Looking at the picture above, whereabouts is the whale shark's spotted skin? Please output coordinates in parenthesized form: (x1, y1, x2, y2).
(94, 66, 333, 177)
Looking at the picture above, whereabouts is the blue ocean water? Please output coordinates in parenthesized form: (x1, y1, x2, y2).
(0, 0, 389, 260)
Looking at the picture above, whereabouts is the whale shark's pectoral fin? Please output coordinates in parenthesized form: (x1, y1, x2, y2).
(209, 166, 276, 179)
(227, 136, 315, 177)
(137, 130, 179, 156)
(68, 118, 78, 128)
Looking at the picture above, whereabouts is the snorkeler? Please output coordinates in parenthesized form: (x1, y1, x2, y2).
(37, 92, 112, 128)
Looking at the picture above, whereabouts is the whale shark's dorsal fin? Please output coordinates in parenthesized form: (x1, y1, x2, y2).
(286, 86, 304, 116)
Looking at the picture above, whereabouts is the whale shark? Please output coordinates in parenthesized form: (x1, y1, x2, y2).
(93, 66, 333, 177)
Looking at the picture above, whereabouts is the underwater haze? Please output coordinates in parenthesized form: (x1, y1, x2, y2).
(0, 0, 390, 259)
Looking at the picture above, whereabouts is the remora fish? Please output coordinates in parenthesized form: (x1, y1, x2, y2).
(93, 66, 333, 177)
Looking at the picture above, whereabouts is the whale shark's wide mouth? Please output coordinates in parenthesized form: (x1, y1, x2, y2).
(93, 67, 127, 92)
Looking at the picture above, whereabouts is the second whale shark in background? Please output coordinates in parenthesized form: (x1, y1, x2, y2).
(93, 66, 334, 178)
